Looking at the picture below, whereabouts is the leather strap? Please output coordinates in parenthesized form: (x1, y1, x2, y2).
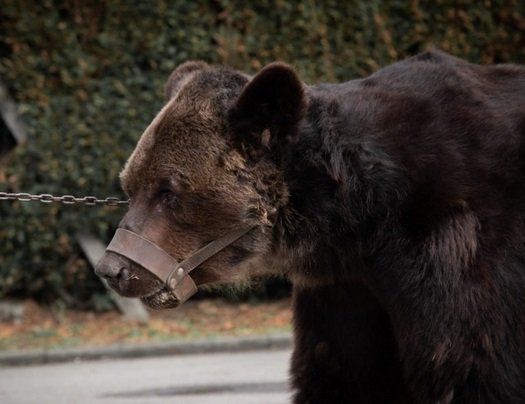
(106, 226, 253, 304)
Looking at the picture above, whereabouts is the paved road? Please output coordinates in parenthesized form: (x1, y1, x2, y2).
(0, 349, 292, 404)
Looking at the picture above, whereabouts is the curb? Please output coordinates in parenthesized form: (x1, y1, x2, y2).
(0, 333, 293, 367)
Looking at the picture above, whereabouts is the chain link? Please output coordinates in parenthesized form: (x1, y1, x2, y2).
(0, 192, 129, 206)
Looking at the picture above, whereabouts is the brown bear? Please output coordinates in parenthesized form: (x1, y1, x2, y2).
(96, 51, 525, 403)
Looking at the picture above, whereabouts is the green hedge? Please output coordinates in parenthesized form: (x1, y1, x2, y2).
(1, 0, 524, 308)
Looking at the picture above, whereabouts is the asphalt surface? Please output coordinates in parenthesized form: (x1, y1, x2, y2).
(0, 334, 293, 366)
(0, 348, 293, 404)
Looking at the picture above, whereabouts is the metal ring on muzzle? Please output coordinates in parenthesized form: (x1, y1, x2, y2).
(105, 227, 253, 305)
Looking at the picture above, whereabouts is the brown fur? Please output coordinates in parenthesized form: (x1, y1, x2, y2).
(96, 51, 525, 403)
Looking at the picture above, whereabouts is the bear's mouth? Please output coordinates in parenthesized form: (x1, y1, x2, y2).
(141, 287, 181, 309)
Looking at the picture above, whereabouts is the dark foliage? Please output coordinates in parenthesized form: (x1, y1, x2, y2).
(0, 0, 524, 308)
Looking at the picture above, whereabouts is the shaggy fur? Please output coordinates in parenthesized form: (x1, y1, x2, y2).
(96, 51, 525, 403)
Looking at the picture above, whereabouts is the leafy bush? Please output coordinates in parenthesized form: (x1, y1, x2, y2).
(0, 0, 524, 308)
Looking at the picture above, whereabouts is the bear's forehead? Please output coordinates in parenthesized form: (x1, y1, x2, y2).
(120, 68, 248, 196)
(120, 101, 224, 194)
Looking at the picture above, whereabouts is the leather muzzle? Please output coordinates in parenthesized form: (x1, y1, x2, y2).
(105, 227, 253, 305)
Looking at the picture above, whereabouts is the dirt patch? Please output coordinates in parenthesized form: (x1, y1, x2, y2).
(0, 298, 292, 351)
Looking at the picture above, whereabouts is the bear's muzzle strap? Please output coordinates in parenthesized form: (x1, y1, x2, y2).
(105, 227, 253, 304)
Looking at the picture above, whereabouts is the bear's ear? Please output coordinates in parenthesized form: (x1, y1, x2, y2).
(164, 61, 210, 101)
(228, 62, 307, 160)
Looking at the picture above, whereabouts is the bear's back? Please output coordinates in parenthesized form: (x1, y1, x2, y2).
(305, 51, 525, 247)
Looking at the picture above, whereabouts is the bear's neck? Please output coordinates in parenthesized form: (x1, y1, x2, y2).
(270, 86, 407, 286)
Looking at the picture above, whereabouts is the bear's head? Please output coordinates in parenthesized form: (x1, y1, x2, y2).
(95, 61, 307, 308)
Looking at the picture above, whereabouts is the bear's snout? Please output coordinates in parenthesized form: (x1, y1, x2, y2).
(95, 252, 163, 298)
(94, 253, 122, 280)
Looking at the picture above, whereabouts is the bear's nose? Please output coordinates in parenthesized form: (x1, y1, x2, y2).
(95, 253, 124, 280)
(94, 251, 164, 298)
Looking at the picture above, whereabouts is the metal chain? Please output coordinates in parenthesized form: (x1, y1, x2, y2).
(0, 192, 129, 206)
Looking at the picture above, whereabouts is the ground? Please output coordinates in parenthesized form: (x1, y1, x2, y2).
(0, 298, 292, 351)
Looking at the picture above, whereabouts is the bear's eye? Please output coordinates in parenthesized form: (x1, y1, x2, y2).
(159, 189, 179, 210)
